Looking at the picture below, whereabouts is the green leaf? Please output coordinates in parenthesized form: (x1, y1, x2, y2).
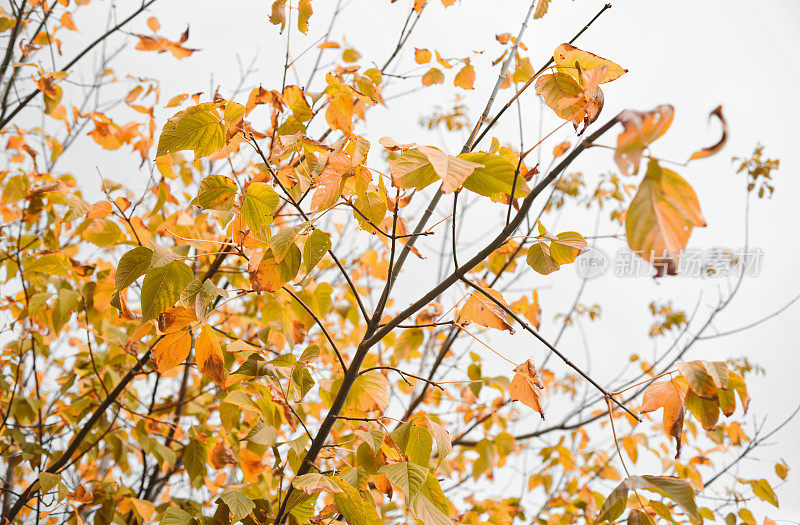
(81, 219, 123, 247)
(358, 430, 385, 453)
(330, 476, 381, 525)
(303, 228, 331, 274)
(292, 473, 343, 495)
(246, 419, 278, 446)
(427, 420, 452, 467)
(685, 389, 720, 430)
(157, 103, 225, 159)
(241, 182, 279, 233)
(627, 509, 656, 525)
(390, 149, 440, 190)
(52, 289, 80, 333)
(460, 152, 529, 198)
(160, 506, 194, 525)
(271, 223, 307, 263)
(182, 439, 207, 488)
(624, 475, 701, 524)
(677, 361, 718, 400)
(549, 231, 587, 265)
(217, 490, 255, 523)
(410, 472, 452, 524)
(596, 481, 628, 523)
(116, 247, 154, 291)
(140, 261, 193, 322)
(192, 175, 238, 211)
(222, 390, 261, 412)
(38, 472, 61, 494)
(418, 146, 482, 193)
(379, 462, 428, 499)
(352, 190, 387, 232)
(526, 242, 560, 275)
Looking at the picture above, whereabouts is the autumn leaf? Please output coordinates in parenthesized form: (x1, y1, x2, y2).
(510, 359, 545, 418)
(157, 306, 197, 334)
(458, 288, 514, 332)
(640, 380, 684, 458)
(249, 247, 301, 293)
(688, 105, 727, 161)
(414, 48, 432, 64)
(210, 440, 237, 469)
(418, 146, 483, 193)
(157, 103, 226, 159)
(151, 330, 192, 372)
(454, 64, 475, 90)
(553, 43, 626, 84)
(625, 159, 706, 276)
(614, 105, 674, 176)
(533, 0, 551, 19)
(292, 473, 343, 495)
(526, 242, 560, 275)
(390, 148, 440, 190)
(196, 324, 227, 385)
(422, 68, 445, 86)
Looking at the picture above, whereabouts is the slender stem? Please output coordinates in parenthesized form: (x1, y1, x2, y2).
(470, 3, 613, 151)
(282, 286, 347, 374)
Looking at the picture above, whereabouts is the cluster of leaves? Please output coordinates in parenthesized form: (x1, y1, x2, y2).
(0, 2, 790, 525)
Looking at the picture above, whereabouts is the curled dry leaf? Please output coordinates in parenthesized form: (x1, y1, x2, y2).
(379, 136, 416, 152)
(210, 440, 237, 469)
(510, 358, 545, 419)
(614, 105, 674, 176)
(640, 380, 684, 458)
(458, 288, 514, 333)
(688, 105, 727, 161)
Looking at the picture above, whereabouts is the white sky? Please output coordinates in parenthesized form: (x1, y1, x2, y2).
(50, 0, 800, 521)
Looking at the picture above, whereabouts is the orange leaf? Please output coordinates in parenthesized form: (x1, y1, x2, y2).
(640, 380, 684, 458)
(688, 105, 727, 161)
(157, 306, 197, 334)
(614, 105, 674, 176)
(454, 64, 475, 90)
(151, 330, 191, 372)
(196, 324, 227, 386)
(510, 358, 545, 418)
(458, 288, 514, 333)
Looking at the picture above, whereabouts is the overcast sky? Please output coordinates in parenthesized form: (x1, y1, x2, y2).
(53, 0, 800, 520)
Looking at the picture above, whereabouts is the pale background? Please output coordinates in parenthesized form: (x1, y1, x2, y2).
(51, 0, 800, 521)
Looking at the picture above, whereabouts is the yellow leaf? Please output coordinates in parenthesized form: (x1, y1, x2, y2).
(249, 247, 301, 293)
(196, 324, 227, 385)
(535, 72, 603, 127)
(625, 160, 706, 276)
(151, 330, 191, 372)
(553, 43, 626, 84)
